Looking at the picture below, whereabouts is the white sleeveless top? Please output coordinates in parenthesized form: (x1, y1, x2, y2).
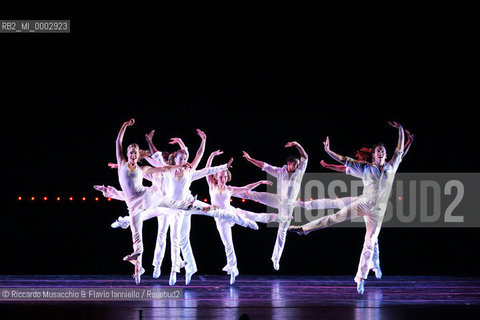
(118, 163, 145, 199)
(165, 169, 194, 201)
(209, 185, 233, 210)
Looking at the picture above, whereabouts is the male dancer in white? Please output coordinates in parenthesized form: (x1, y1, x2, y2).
(289, 121, 407, 294)
(236, 141, 308, 271)
(293, 128, 414, 281)
(113, 118, 203, 285)
(206, 150, 282, 284)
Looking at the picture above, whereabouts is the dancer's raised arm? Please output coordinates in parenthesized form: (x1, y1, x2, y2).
(323, 136, 347, 164)
(242, 151, 265, 169)
(145, 130, 159, 155)
(389, 121, 405, 152)
(190, 129, 206, 170)
(116, 119, 134, 165)
(403, 129, 414, 159)
(285, 141, 308, 161)
(388, 121, 405, 168)
(205, 150, 224, 186)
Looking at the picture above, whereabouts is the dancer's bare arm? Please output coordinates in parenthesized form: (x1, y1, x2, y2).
(190, 129, 206, 171)
(145, 130, 159, 155)
(116, 119, 134, 165)
(285, 141, 308, 160)
(230, 180, 273, 194)
(205, 150, 224, 186)
(242, 151, 265, 169)
(320, 160, 347, 173)
(403, 129, 414, 159)
(389, 121, 405, 152)
(143, 163, 190, 175)
(323, 136, 346, 164)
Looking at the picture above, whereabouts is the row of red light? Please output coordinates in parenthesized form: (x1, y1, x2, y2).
(17, 196, 403, 202)
(17, 197, 250, 203)
(17, 196, 316, 202)
(17, 196, 112, 202)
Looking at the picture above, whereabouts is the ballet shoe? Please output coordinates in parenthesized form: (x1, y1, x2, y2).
(153, 265, 161, 279)
(272, 260, 280, 271)
(229, 269, 239, 285)
(355, 278, 365, 294)
(133, 266, 145, 285)
(288, 226, 305, 235)
(373, 267, 382, 279)
(185, 272, 193, 285)
(169, 272, 177, 286)
(234, 214, 258, 230)
(230, 273, 236, 285)
(123, 251, 141, 264)
(111, 216, 130, 229)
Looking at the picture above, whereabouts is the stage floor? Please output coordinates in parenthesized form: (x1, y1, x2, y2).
(1, 275, 479, 319)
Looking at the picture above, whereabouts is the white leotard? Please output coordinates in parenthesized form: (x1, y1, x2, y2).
(118, 163, 145, 199)
(209, 185, 233, 210)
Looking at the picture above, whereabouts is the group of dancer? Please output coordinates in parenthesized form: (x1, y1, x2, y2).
(94, 118, 414, 294)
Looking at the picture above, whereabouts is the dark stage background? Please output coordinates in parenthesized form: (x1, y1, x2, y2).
(1, 4, 479, 277)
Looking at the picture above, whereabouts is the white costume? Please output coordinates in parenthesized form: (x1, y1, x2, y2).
(163, 158, 229, 277)
(144, 151, 258, 279)
(116, 162, 198, 277)
(299, 149, 403, 282)
(234, 157, 308, 268)
(210, 184, 279, 281)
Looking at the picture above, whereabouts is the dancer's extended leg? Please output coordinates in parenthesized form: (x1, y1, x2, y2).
(296, 196, 358, 210)
(289, 198, 370, 235)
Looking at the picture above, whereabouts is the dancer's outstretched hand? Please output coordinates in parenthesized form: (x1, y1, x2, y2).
(285, 141, 298, 148)
(323, 137, 330, 152)
(196, 129, 206, 140)
(227, 157, 234, 168)
(127, 118, 135, 126)
(406, 129, 414, 141)
(108, 162, 118, 169)
(242, 151, 251, 160)
(169, 137, 184, 146)
(145, 130, 155, 142)
(320, 160, 328, 168)
(211, 150, 223, 157)
(259, 180, 273, 186)
(388, 121, 401, 128)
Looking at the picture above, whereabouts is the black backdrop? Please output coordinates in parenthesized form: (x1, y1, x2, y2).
(1, 4, 479, 276)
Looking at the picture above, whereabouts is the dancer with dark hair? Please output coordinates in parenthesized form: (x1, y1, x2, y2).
(235, 141, 308, 271)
